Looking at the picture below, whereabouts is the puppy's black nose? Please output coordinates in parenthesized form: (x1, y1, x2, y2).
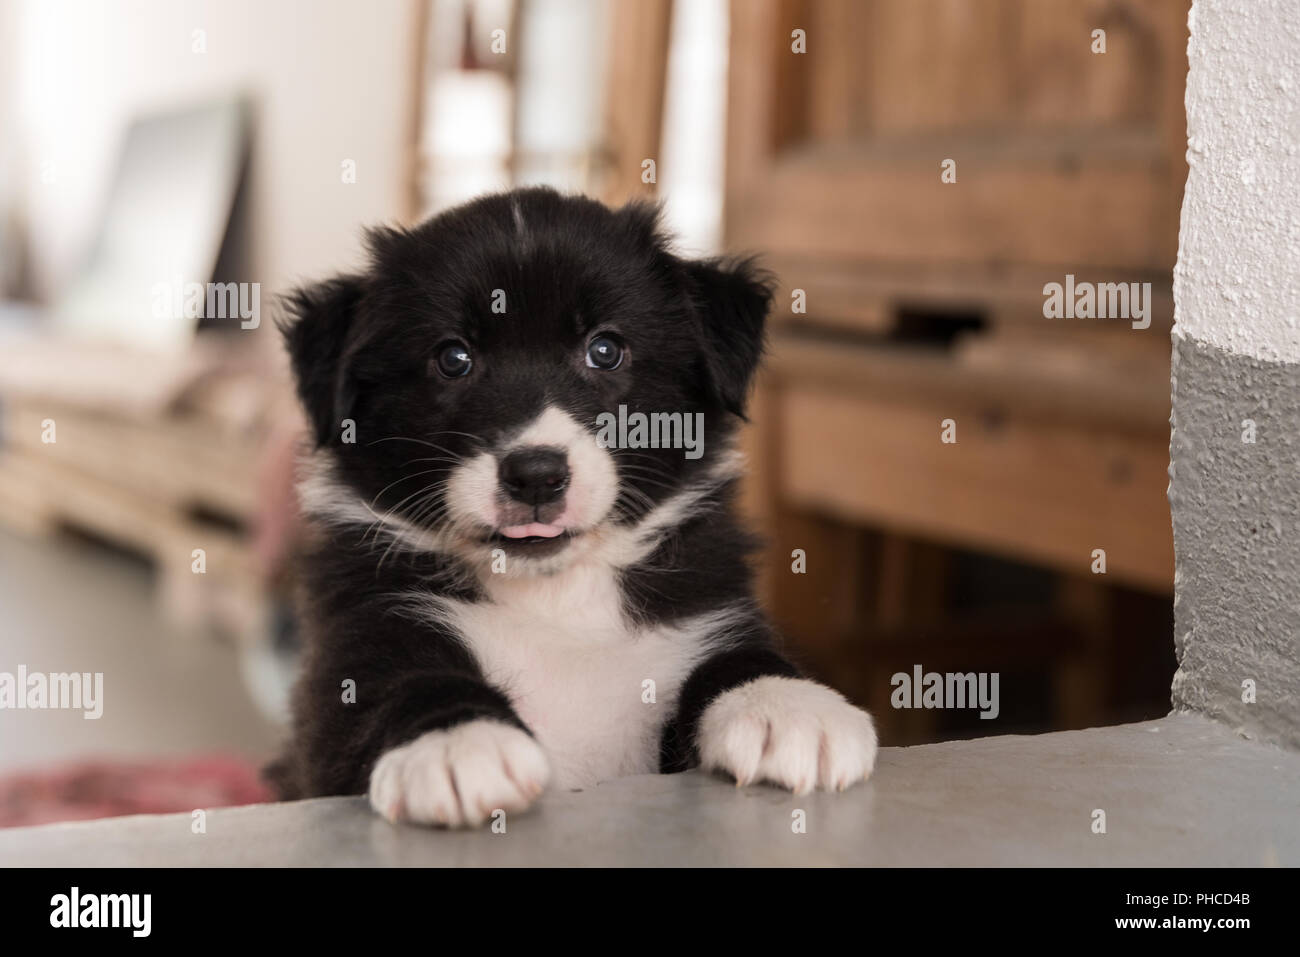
(499, 448, 570, 506)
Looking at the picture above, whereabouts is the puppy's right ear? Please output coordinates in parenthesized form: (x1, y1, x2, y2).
(279, 276, 365, 446)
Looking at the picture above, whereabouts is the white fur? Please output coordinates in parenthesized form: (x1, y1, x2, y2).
(394, 564, 751, 789)
(697, 676, 878, 794)
(368, 719, 550, 827)
(442, 449, 499, 529)
(511, 197, 527, 238)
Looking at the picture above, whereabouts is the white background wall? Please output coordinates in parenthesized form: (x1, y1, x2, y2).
(4, 0, 420, 301)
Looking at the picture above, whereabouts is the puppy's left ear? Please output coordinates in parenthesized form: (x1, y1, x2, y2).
(685, 257, 773, 418)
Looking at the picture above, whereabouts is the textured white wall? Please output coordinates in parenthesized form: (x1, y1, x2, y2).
(1174, 0, 1300, 363)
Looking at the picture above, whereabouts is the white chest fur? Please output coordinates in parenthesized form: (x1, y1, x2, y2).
(425, 563, 729, 789)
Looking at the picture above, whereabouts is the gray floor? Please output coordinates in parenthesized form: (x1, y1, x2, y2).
(0, 530, 280, 773)
(2, 714, 1296, 866)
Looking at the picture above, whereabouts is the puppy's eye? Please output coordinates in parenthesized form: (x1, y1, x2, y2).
(585, 334, 624, 371)
(432, 341, 472, 378)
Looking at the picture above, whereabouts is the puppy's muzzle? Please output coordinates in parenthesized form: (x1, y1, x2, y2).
(498, 447, 570, 506)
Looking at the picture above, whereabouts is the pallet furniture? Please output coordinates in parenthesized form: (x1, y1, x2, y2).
(0, 337, 281, 642)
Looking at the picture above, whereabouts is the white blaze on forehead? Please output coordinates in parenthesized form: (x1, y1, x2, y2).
(513, 405, 591, 450)
(511, 198, 526, 237)
(444, 405, 619, 534)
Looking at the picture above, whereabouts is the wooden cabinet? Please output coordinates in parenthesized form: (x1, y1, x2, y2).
(726, 0, 1189, 735)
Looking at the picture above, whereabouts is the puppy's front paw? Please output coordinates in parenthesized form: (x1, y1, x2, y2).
(369, 720, 550, 827)
(697, 676, 877, 794)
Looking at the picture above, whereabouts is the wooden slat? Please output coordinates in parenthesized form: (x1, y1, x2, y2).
(763, 257, 1175, 335)
(767, 332, 1171, 433)
(732, 152, 1174, 271)
(777, 386, 1174, 591)
(2, 401, 260, 519)
(0, 450, 257, 588)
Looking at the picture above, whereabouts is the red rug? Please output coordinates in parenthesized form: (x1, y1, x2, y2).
(0, 756, 273, 828)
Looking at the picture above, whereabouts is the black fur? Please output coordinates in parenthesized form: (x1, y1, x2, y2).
(269, 187, 803, 800)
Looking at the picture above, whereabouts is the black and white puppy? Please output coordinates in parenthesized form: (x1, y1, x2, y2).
(269, 187, 877, 827)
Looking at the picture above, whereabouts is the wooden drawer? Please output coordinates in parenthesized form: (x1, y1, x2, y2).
(777, 385, 1174, 591)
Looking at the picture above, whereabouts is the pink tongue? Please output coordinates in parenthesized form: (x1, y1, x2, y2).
(499, 523, 565, 539)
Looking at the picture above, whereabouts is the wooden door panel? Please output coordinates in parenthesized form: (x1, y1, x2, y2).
(730, 151, 1168, 268)
(729, 0, 1190, 272)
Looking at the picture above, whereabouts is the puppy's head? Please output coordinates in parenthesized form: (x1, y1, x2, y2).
(282, 187, 771, 574)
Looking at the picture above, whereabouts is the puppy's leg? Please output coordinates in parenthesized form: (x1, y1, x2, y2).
(294, 664, 550, 828)
(664, 646, 877, 794)
(369, 718, 550, 828)
(696, 675, 877, 794)
(358, 675, 550, 828)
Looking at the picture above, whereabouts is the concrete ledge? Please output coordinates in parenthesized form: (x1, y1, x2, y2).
(1, 714, 1296, 866)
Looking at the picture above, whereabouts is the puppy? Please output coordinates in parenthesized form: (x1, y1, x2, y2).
(269, 187, 877, 827)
